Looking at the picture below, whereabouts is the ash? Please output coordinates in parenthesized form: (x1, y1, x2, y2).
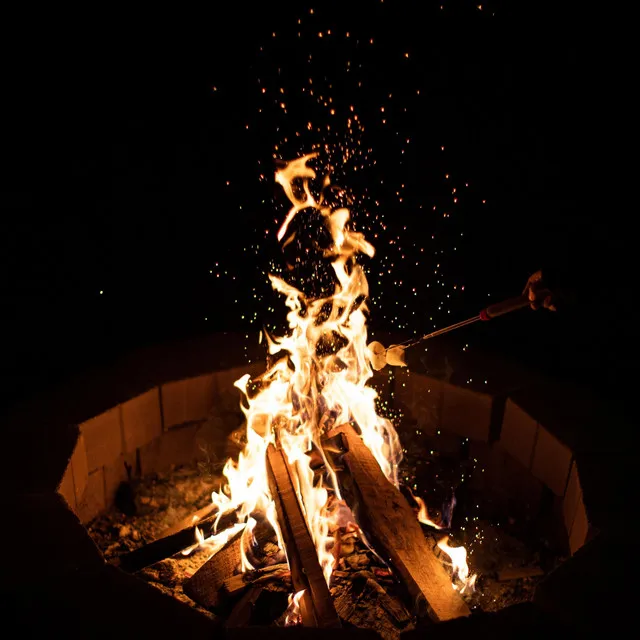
(398, 418, 567, 615)
(88, 463, 221, 620)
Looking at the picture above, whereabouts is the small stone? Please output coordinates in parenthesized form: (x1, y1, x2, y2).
(139, 496, 151, 505)
(118, 524, 131, 538)
(132, 529, 141, 541)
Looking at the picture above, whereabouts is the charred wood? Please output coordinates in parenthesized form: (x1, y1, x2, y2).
(116, 508, 237, 573)
(497, 566, 544, 582)
(266, 444, 341, 628)
(325, 423, 470, 623)
(182, 529, 243, 609)
(225, 585, 264, 627)
(222, 563, 291, 597)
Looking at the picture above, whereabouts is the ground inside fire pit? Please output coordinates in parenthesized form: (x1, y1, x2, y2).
(88, 464, 221, 618)
(87, 450, 562, 638)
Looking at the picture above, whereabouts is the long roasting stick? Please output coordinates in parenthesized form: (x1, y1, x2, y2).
(266, 444, 341, 628)
(399, 294, 531, 350)
(370, 294, 531, 370)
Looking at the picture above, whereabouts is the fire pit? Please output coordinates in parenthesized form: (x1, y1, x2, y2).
(26, 350, 600, 637)
(5, 156, 623, 637)
(5, 330, 615, 636)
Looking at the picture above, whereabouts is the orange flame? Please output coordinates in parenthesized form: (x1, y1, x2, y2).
(437, 536, 477, 593)
(409, 489, 443, 530)
(202, 154, 402, 586)
(196, 153, 472, 596)
(285, 589, 306, 626)
(181, 521, 245, 558)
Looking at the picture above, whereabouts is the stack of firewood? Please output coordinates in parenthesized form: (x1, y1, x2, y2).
(116, 424, 470, 631)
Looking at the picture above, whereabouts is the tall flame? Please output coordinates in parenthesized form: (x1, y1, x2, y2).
(206, 153, 401, 586)
(200, 153, 472, 596)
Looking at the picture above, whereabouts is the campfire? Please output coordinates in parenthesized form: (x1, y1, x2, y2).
(115, 154, 478, 630)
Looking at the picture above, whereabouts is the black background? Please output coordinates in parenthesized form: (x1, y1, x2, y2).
(2, 1, 626, 415)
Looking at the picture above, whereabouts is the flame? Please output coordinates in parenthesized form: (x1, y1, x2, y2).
(181, 521, 246, 558)
(198, 153, 470, 596)
(275, 153, 318, 241)
(285, 589, 306, 626)
(203, 154, 401, 587)
(437, 536, 477, 594)
(409, 489, 443, 530)
(240, 516, 257, 571)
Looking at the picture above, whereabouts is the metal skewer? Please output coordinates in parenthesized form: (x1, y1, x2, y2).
(369, 294, 531, 370)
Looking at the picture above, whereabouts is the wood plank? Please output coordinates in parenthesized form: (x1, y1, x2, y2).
(225, 585, 264, 627)
(116, 508, 237, 573)
(223, 563, 290, 597)
(333, 573, 412, 636)
(182, 530, 243, 609)
(266, 444, 341, 628)
(360, 574, 412, 625)
(326, 424, 470, 623)
(497, 566, 544, 581)
(183, 518, 285, 610)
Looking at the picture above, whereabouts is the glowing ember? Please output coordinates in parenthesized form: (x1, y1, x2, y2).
(193, 153, 473, 598)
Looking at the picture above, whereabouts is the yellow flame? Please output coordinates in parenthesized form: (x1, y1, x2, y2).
(275, 153, 318, 241)
(205, 154, 403, 586)
(181, 521, 246, 558)
(409, 489, 443, 530)
(203, 154, 471, 595)
(437, 536, 477, 593)
(285, 589, 306, 626)
(240, 517, 257, 572)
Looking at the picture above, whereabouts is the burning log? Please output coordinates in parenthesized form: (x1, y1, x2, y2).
(265, 444, 341, 629)
(183, 529, 244, 609)
(325, 424, 470, 623)
(356, 572, 412, 625)
(225, 585, 264, 628)
(332, 570, 411, 637)
(183, 518, 281, 610)
(222, 563, 290, 598)
(116, 508, 237, 573)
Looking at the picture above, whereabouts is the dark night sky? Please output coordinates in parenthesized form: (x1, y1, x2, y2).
(2, 2, 626, 413)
